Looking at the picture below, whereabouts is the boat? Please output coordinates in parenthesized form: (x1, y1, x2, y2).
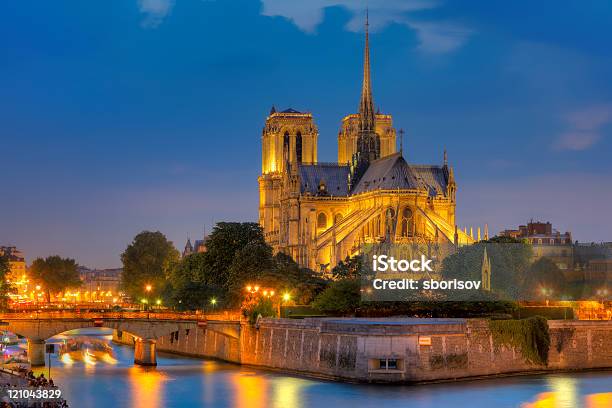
(59, 337, 117, 365)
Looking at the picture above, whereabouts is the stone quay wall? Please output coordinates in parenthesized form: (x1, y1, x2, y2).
(113, 318, 612, 383)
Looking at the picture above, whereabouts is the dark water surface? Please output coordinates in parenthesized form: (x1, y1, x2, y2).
(13, 329, 612, 408)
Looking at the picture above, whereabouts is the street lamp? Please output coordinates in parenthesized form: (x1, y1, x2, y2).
(278, 292, 291, 317)
(143, 284, 153, 311)
(210, 298, 217, 307)
(541, 288, 552, 306)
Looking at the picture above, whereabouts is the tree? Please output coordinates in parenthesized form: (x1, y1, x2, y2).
(331, 255, 363, 280)
(203, 222, 266, 288)
(120, 231, 179, 302)
(271, 253, 328, 304)
(167, 252, 223, 310)
(30, 256, 81, 302)
(226, 239, 275, 306)
(0, 255, 13, 309)
(312, 279, 361, 315)
(441, 238, 532, 300)
(523, 257, 566, 300)
(244, 297, 276, 325)
(160, 222, 328, 310)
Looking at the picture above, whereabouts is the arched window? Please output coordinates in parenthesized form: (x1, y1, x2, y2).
(296, 131, 303, 163)
(401, 207, 413, 237)
(317, 213, 328, 229)
(334, 213, 343, 225)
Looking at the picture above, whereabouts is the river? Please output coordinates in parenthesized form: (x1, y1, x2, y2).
(6, 328, 611, 408)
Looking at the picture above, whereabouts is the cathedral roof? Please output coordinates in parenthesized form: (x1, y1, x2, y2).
(351, 153, 420, 194)
(412, 165, 449, 197)
(298, 163, 350, 196)
(297, 155, 449, 199)
(280, 108, 302, 114)
(351, 153, 449, 197)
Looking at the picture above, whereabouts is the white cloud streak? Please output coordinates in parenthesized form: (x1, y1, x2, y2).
(261, 0, 472, 54)
(138, 0, 175, 28)
(554, 104, 612, 151)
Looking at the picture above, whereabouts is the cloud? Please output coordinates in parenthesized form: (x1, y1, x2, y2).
(260, 0, 472, 54)
(567, 104, 612, 131)
(405, 21, 472, 54)
(554, 104, 612, 151)
(138, 0, 175, 28)
(554, 132, 601, 151)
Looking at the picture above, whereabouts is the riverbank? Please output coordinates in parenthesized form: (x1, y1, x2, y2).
(112, 317, 612, 384)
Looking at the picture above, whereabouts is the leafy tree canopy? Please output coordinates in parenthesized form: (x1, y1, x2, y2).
(203, 222, 265, 288)
(120, 231, 179, 301)
(331, 255, 364, 280)
(312, 279, 361, 315)
(523, 257, 566, 299)
(442, 241, 532, 299)
(30, 255, 81, 301)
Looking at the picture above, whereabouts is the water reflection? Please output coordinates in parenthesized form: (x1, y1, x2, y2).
(521, 375, 612, 408)
(548, 376, 578, 407)
(128, 366, 166, 408)
(270, 377, 310, 408)
(232, 372, 268, 408)
(586, 393, 612, 408)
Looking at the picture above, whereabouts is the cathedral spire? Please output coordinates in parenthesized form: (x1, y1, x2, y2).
(355, 9, 379, 165)
(358, 8, 375, 135)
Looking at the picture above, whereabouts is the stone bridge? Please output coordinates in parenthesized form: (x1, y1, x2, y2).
(0, 312, 241, 367)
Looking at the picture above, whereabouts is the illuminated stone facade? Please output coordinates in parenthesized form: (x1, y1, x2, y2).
(258, 19, 473, 272)
(1, 246, 27, 294)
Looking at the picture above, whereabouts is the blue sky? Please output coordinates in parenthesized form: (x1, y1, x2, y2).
(1, 0, 611, 268)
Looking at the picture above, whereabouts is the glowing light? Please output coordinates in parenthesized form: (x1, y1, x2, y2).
(101, 353, 118, 365)
(586, 393, 612, 408)
(283, 293, 291, 302)
(145, 284, 152, 292)
(83, 349, 97, 365)
(210, 298, 217, 305)
(155, 299, 161, 305)
(60, 353, 74, 365)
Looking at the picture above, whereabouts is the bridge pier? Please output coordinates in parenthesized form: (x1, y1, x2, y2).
(27, 339, 46, 366)
(134, 338, 157, 366)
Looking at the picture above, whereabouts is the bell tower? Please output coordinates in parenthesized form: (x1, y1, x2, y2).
(259, 107, 318, 248)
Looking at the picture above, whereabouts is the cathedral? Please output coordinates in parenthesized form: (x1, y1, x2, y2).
(258, 17, 474, 273)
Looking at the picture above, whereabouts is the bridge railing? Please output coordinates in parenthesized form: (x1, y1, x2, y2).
(0, 310, 242, 322)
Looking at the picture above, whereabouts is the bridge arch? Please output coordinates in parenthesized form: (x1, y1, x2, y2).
(1, 318, 198, 367)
